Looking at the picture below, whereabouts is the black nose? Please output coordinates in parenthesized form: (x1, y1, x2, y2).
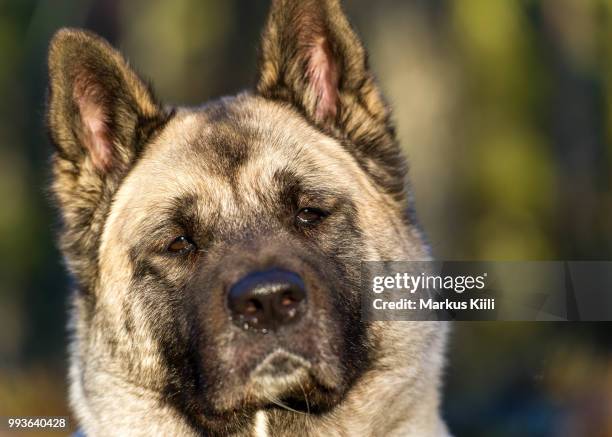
(227, 269, 307, 331)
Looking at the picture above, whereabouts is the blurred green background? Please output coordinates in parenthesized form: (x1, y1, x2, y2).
(0, 0, 611, 436)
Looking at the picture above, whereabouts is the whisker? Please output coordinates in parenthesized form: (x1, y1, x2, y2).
(298, 380, 310, 415)
(263, 394, 307, 415)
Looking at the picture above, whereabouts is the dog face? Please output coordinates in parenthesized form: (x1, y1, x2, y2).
(99, 99, 417, 418)
(47, 0, 436, 434)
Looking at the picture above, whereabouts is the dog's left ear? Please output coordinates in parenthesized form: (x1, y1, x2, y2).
(257, 0, 405, 198)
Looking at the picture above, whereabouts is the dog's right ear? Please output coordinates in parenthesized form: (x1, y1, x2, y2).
(47, 28, 165, 175)
(47, 29, 167, 289)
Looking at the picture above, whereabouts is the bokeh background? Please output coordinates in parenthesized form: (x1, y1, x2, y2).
(0, 0, 611, 436)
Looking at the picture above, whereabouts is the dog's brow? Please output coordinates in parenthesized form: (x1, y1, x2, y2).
(273, 168, 302, 206)
(164, 194, 201, 228)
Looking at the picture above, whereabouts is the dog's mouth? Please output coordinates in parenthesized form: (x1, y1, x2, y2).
(245, 349, 339, 412)
(251, 349, 311, 382)
(189, 349, 344, 434)
(206, 348, 343, 415)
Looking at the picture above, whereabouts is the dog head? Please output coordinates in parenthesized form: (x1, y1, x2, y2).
(47, 0, 433, 431)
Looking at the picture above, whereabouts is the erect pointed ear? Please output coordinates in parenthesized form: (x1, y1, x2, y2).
(47, 28, 165, 174)
(256, 0, 405, 198)
(46, 29, 168, 289)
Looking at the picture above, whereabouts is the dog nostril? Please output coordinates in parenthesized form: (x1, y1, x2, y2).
(245, 299, 262, 315)
(277, 288, 304, 311)
(227, 269, 307, 331)
(281, 292, 296, 307)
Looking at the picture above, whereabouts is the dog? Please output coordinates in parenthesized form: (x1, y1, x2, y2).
(46, 0, 449, 435)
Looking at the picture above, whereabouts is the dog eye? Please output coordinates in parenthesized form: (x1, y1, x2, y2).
(296, 208, 327, 225)
(167, 236, 196, 254)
